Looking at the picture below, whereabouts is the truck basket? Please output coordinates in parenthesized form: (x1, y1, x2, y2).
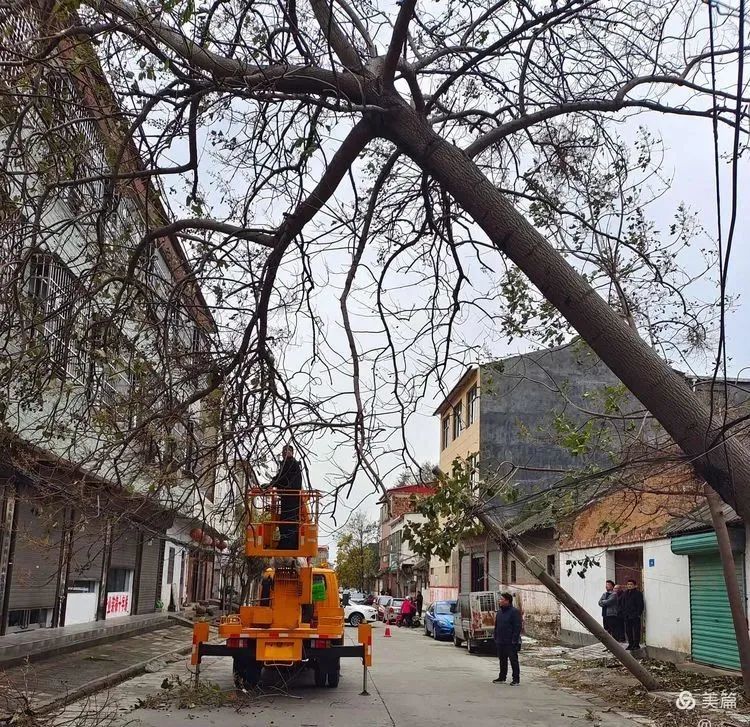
(245, 488, 320, 558)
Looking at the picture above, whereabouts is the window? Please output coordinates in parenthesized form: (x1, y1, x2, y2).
(467, 385, 478, 426)
(547, 554, 556, 578)
(430, 567, 435, 575)
(167, 548, 176, 583)
(27, 253, 85, 380)
(468, 454, 479, 487)
(441, 416, 450, 449)
(510, 560, 517, 583)
(7, 608, 51, 632)
(107, 568, 132, 593)
(453, 402, 463, 439)
(68, 580, 96, 593)
(444, 565, 450, 574)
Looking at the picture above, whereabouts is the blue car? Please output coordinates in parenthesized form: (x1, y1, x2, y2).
(424, 600, 457, 640)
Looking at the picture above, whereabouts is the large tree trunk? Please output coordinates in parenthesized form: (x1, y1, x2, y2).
(384, 106, 750, 523)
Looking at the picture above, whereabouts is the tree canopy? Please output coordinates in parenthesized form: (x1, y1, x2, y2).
(2, 0, 749, 522)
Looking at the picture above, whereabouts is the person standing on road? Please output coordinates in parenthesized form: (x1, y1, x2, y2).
(620, 579, 645, 650)
(400, 596, 414, 627)
(416, 591, 423, 616)
(598, 580, 619, 637)
(493, 592, 522, 686)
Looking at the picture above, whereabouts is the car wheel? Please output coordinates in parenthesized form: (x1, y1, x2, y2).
(424, 622, 430, 636)
(349, 612, 363, 627)
(454, 635, 463, 647)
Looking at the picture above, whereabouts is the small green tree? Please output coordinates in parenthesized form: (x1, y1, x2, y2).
(334, 511, 379, 593)
(395, 462, 437, 486)
(402, 458, 503, 562)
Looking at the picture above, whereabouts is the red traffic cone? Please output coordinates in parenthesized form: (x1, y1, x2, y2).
(384, 625, 392, 637)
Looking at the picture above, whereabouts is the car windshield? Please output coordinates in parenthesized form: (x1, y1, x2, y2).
(435, 602, 454, 614)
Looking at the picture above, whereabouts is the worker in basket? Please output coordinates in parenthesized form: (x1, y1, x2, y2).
(263, 443, 303, 549)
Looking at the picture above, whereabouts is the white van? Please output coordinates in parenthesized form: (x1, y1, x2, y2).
(452, 590, 498, 653)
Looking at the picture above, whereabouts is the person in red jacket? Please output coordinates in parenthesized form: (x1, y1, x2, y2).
(399, 596, 414, 627)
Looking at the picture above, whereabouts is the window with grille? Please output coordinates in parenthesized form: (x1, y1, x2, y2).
(27, 254, 86, 381)
(477, 593, 494, 612)
(0, 198, 23, 302)
(0, 6, 36, 79)
(441, 415, 450, 449)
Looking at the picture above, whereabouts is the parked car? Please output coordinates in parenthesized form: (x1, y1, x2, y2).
(453, 591, 497, 653)
(375, 595, 392, 621)
(424, 600, 457, 640)
(345, 590, 368, 604)
(384, 598, 405, 624)
(344, 603, 377, 627)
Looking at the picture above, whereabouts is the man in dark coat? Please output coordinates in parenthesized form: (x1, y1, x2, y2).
(493, 592, 522, 685)
(620, 578, 645, 650)
(267, 444, 303, 549)
(415, 591, 424, 616)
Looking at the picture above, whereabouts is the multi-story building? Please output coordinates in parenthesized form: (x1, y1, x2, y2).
(431, 341, 636, 629)
(377, 483, 443, 598)
(0, 3, 235, 633)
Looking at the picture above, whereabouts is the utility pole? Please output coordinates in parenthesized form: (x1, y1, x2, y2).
(432, 467, 660, 692)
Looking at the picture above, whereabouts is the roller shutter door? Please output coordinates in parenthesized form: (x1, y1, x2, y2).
(689, 553, 745, 670)
(8, 497, 61, 610)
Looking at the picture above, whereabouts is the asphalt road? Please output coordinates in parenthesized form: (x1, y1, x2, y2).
(59, 622, 646, 727)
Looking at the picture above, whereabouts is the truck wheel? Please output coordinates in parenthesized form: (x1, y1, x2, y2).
(233, 657, 262, 689)
(313, 662, 326, 688)
(467, 639, 475, 654)
(454, 636, 463, 647)
(326, 659, 341, 688)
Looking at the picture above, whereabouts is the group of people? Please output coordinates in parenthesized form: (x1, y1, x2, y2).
(598, 578, 645, 650)
(397, 592, 424, 627)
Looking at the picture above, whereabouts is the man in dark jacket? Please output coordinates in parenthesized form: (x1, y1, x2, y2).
(267, 444, 303, 549)
(493, 592, 522, 685)
(620, 578, 645, 650)
(416, 591, 423, 616)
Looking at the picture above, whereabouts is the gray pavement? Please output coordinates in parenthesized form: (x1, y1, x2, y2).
(0, 624, 192, 719)
(54, 622, 649, 727)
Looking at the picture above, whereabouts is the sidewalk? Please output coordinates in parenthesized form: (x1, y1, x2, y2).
(0, 622, 193, 719)
(0, 612, 172, 666)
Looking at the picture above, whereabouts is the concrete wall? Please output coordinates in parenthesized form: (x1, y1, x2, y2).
(560, 539, 691, 659)
(478, 343, 637, 518)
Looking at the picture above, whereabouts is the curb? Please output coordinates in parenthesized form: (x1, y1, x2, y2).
(30, 643, 194, 718)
